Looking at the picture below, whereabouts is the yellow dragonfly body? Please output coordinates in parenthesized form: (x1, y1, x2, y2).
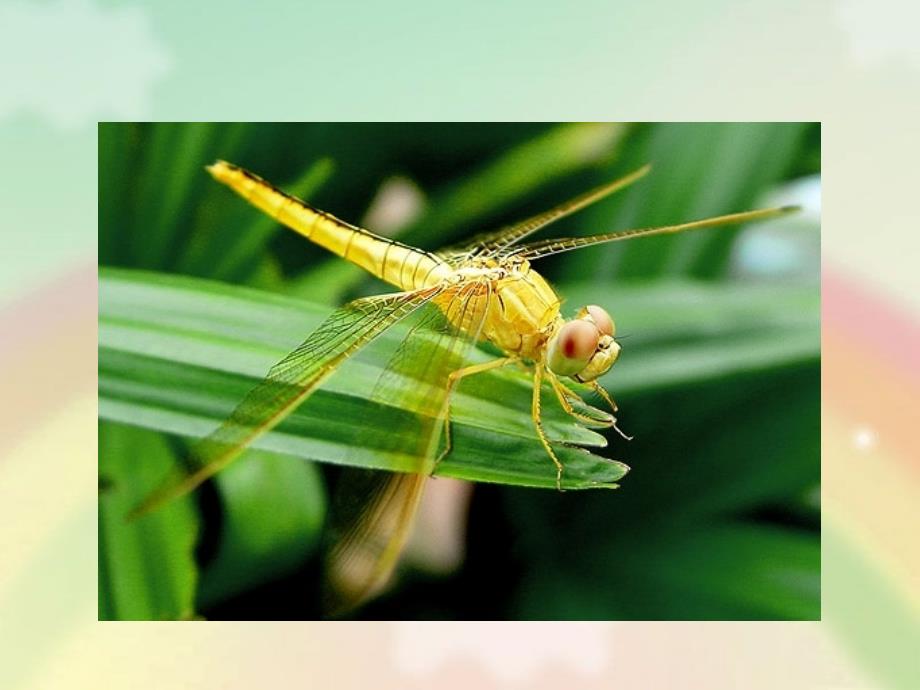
(208, 161, 566, 363)
(136, 159, 795, 613)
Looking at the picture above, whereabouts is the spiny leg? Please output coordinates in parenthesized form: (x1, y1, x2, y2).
(435, 357, 517, 469)
(587, 380, 633, 441)
(532, 363, 566, 491)
(545, 369, 614, 428)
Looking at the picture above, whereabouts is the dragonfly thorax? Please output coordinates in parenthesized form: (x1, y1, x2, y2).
(447, 264, 508, 284)
(472, 259, 563, 361)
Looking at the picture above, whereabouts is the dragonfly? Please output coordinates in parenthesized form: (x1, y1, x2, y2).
(133, 159, 795, 613)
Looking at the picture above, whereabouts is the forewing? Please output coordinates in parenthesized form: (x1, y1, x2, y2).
(130, 286, 442, 518)
(324, 281, 492, 613)
(511, 206, 799, 261)
(436, 165, 650, 262)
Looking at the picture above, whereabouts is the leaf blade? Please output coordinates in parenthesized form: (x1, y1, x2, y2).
(99, 268, 622, 490)
(98, 423, 199, 620)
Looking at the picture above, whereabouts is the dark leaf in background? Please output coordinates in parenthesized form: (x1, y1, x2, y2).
(197, 449, 326, 608)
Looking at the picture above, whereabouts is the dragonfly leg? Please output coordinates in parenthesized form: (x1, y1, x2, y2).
(434, 357, 517, 471)
(545, 369, 614, 428)
(532, 363, 565, 491)
(587, 380, 633, 441)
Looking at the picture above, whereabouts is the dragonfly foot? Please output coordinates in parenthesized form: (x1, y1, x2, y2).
(612, 419, 633, 441)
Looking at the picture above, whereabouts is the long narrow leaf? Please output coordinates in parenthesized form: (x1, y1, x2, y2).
(98, 423, 198, 620)
(99, 268, 625, 490)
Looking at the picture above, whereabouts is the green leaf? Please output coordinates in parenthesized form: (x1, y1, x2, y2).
(556, 122, 809, 282)
(560, 279, 819, 397)
(99, 122, 142, 266)
(197, 449, 327, 608)
(514, 522, 819, 620)
(625, 522, 820, 620)
(101, 122, 250, 272)
(98, 268, 625, 490)
(98, 422, 198, 620)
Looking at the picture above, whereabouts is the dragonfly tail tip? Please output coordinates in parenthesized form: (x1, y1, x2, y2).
(206, 160, 236, 184)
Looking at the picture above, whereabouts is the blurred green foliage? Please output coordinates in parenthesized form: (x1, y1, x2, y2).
(98, 122, 820, 620)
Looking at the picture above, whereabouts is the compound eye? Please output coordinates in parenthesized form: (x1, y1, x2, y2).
(585, 304, 615, 337)
(560, 319, 599, 362)
(548, 319, 600, 376)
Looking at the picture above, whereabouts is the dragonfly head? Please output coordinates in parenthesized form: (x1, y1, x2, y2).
(546, 305, 620, 382)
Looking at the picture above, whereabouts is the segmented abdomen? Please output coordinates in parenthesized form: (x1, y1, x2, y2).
(208, 161, 450, 291)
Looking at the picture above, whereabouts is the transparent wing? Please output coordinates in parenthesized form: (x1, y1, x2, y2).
(323, 471, 427, 616)
(324, 280, 492, 614)
(436, 164, 650, 263)
(129, 286, 443, 518)
(510, 205, 800, 261)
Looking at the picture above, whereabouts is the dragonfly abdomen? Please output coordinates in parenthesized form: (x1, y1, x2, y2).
(342, 233, 450, 291)
(208, 160, 449, 291)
